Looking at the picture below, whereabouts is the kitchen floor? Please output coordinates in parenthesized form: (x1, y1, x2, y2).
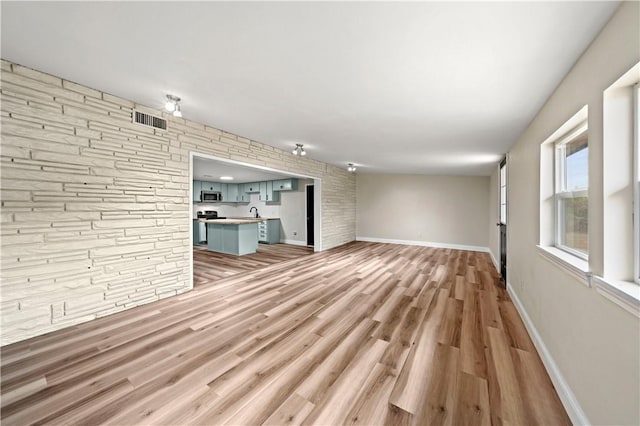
(193, 243, 314, 285)
(0, 242, 570, 425)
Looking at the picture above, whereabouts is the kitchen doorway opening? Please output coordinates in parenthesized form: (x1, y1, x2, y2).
(189, 152, 322, 289)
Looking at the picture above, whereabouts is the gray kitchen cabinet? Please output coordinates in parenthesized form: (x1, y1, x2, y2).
(201, 182, 221, 192)
(272, 178, 298, 191)
(238, 188, 251, 203)
(244, 182, 259, 193)
(194, 179, 294, 204)
(193, 219, 206, 244)
(258, 219, 280, 244)
(207, 222, 258, 255)
(219, 183, 228, 201)
(193, 180, 202, 202)
(259, 181, 280, 202)
(226, 183, 239, 202)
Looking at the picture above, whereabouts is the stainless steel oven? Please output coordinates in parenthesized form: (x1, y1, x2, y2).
(196, 210, 226, 243)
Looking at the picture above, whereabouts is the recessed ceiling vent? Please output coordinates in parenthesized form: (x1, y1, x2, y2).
(133, 110, 167, 130)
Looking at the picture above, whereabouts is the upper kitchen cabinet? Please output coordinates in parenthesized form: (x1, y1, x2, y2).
(238, 190, 251, 203)
(226, 183, 238, 202)
(244, 182, 260, 193)
(259, 181, 280, 202)
(193, 180, 202, 202)
(201, 182, 221, 192)
(193, 178, 298, 204)
(273, 179, 299, 191)
(219, 183, 228, 201)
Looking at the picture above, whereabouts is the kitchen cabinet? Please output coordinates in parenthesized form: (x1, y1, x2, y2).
(226, 183, 238, 202)
(192, 180, 202, 202)
(219, 183, 228, 201)
(259, 181, 280, 202)
(193, 178, 296, 204)
(244, 182, 259, 193)
(201, 182, 221, 192)
(207, 222, 259, 255)
(237, 188, 251, 203)
(193, 219, 206, 244)
(272, 178, 298, 191)
(258, 219, 281, 244)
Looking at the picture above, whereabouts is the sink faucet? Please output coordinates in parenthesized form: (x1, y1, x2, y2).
(249, 207, 259, 218)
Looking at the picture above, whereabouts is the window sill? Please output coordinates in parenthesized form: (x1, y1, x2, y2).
(536, 245, 590, 287)
(591, 276, 640, 318)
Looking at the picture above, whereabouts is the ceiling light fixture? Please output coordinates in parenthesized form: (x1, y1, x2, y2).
(292, 144, 306, 156)
(165, 94, 182, 117)
(347, 163, 357, 173)
(219, 176, 234, 181)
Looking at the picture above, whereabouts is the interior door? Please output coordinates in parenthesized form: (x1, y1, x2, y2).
(498, 158, 507, 283)
(306, 185, 314, 246)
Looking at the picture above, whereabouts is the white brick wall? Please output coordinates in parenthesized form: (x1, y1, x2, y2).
(0, 60, 356, 345)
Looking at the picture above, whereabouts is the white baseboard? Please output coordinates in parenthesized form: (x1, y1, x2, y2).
(280, 239, 308, 247)
(507, 284, 589, 426)
(355, 236, 489, 253)
(489, 250, 500, 272)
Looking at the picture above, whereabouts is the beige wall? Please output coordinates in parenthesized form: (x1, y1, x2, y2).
(356, 174, 490, 249)
(0, 60, 355, 345)
(505, 2, 639, 424)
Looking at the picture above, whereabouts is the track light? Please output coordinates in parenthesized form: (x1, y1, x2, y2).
(173, 103, 182, 118)
(165, 94, 181, 116)
(292, 144, 306, 156)
(347, 163, 356, 173)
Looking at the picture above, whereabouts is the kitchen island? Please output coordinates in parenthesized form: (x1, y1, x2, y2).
(198, 218, 264, 256)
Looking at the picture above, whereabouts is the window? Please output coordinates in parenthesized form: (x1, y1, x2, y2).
(539, 106, 588, 280)
(554, 123, 588, 259)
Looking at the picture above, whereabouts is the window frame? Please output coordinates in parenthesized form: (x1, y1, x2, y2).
(634, 83, 640, 284)
(499, 158, 507, 225)
(553, 121, 589, 260)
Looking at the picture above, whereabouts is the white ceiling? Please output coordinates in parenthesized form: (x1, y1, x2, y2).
(1, 1, 619, 175)
(193, 156, 297, 183)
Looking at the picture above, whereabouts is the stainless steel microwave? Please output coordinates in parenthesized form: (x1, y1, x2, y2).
(201, 191, 222, 202)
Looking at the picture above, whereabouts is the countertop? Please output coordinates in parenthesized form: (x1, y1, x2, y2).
(227, 217, 279, 220)
(198, 218, 264, 225)
(197, 217, 280, 224)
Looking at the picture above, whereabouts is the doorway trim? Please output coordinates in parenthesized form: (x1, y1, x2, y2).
(498, 157, 507, 283)
(189, 152, 323, 291)
(305, 183, 315, 247)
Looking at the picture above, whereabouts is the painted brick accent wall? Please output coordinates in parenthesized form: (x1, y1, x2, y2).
(0, 60, 356, 345)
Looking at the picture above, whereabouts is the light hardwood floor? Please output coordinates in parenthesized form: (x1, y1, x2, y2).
(0, 242, 570, 425)
(194, 243, 314, 285)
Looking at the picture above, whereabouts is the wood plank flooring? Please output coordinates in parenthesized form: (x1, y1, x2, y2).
(0, 242, 570, 425)
(193, 243, 314, 285)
